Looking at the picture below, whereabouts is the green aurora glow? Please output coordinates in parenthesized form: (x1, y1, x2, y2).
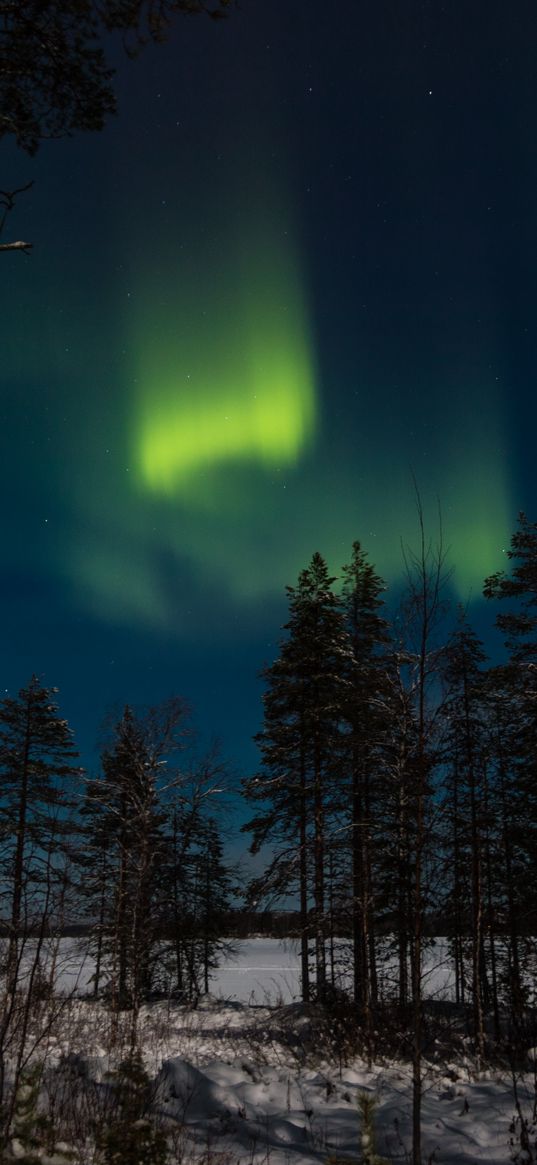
(2, 156, 515, 639)
(132, 201, 317, 495)
(135, 241, 319, 491)
(63, 250, 513, 632)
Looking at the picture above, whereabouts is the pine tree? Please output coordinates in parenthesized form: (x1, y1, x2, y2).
(0, 677, 81, 1133)
(97, 1057, 167, 1165)
(484, 665, 534, 1019)
(398, 504, 450, 1165)
(80, 700, 234, 1013)
(78, 774, 114, 999)
(243, 553, 351, 1002)
(0, 677, 81, 992)
(440, 613, 492, 1057)
(104, 707, 164, 1014)
(484, 513, 537, 1016)
(484, 513, 537, 660)
(190, 817, 235, 996)
(159, 800, 234, 1001)
(160, 801, 205, 1001)
(339, 542, 391, 1029)
(80, 700, 188, 1020)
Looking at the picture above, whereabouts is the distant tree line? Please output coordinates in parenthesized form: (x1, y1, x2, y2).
(242, 511, 537, 1165)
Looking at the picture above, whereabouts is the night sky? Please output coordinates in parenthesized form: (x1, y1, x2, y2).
(2, 0, 537, 822)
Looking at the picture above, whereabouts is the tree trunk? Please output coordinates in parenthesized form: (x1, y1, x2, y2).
(299, 752, 310, 1003)
(8, 700, 32, 991)
(313, 740, 326, 1001)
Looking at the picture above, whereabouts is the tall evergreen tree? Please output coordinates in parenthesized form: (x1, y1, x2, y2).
(243, 553, 351, 1002)
(158, 776, 235, 1003)
(0, 677, 81, 1115)
(80, 701, 234, 1010)
(340, 542, 391, 1026)
(378, 663, 419, 1011)
(0, 676, 81, 988)
(81, 699, 188, 1016)
(398, 505, 449, 1165)
(483, 667, 528, 1020)
(104, 707, 166, 1013)
(160, 800, 205, 1001)
(484, 513, 537, 660)
(440, 614, 492, 1056)
(189, 817, 235, 996)
(484, 512, 537, 1011)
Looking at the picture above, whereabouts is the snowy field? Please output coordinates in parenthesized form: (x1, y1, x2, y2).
(39, 938, 535, 1164)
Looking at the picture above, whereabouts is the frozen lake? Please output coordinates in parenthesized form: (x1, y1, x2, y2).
(209, 936, 456, 1004)
(33, 934, 458, 1004)
(209, 937, 302, 1002)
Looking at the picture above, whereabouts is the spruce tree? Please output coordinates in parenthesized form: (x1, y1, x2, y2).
(484, 512, 537, 659)
(0, 677, 81, 1130)
(243, 552, 351, 1002)
(159, 801, 206, 1001)
(190, 817, 235, 995)
(380, 665, 419, 1012)
(440, 614, 492, 1056)
(484, 513, 537, 1013)
(78, 773, 114, 999)
(398, 505, 449, 1165)
(80, 700, 187, 1017)
(80, 699, 234, 1011)
(159, 802, 234, 1001)
(0, 676, 81, 991)
(340, 542, 391, 1026)
(483, 664, 535, 1019)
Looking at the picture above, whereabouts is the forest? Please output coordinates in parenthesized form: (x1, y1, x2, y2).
(1, 510, 536, 1163)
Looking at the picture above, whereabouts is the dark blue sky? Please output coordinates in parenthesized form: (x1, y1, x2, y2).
(1, 0, 536, 830)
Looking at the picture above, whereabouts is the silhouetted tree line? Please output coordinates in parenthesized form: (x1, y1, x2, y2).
(242, 512, 537, 1165)
(0, 686, 236, 1154)
(0, 685, 235, 1025)
(1, 513, 537, 1164)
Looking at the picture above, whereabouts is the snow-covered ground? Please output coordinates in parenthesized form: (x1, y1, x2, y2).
(42, 938, 535, 1163)
(154, 1028, 519, 1165)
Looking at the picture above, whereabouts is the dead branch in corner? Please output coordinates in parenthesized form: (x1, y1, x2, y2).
(0, 181, 34, 254)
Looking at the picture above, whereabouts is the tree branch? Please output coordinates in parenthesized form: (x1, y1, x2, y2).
(0, 241, 33, 254)
(0, 181, 34, 255)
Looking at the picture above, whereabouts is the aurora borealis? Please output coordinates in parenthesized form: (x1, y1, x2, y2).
(133, 191, 317, 495)
(1, 0, 536, 776)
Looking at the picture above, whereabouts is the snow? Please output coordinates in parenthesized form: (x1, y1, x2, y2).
(46, 935, 463, 1008)
(208, 937, 302, 1003)
(136, 1001, 521, 1164)
(39, 939, 536, 1164)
